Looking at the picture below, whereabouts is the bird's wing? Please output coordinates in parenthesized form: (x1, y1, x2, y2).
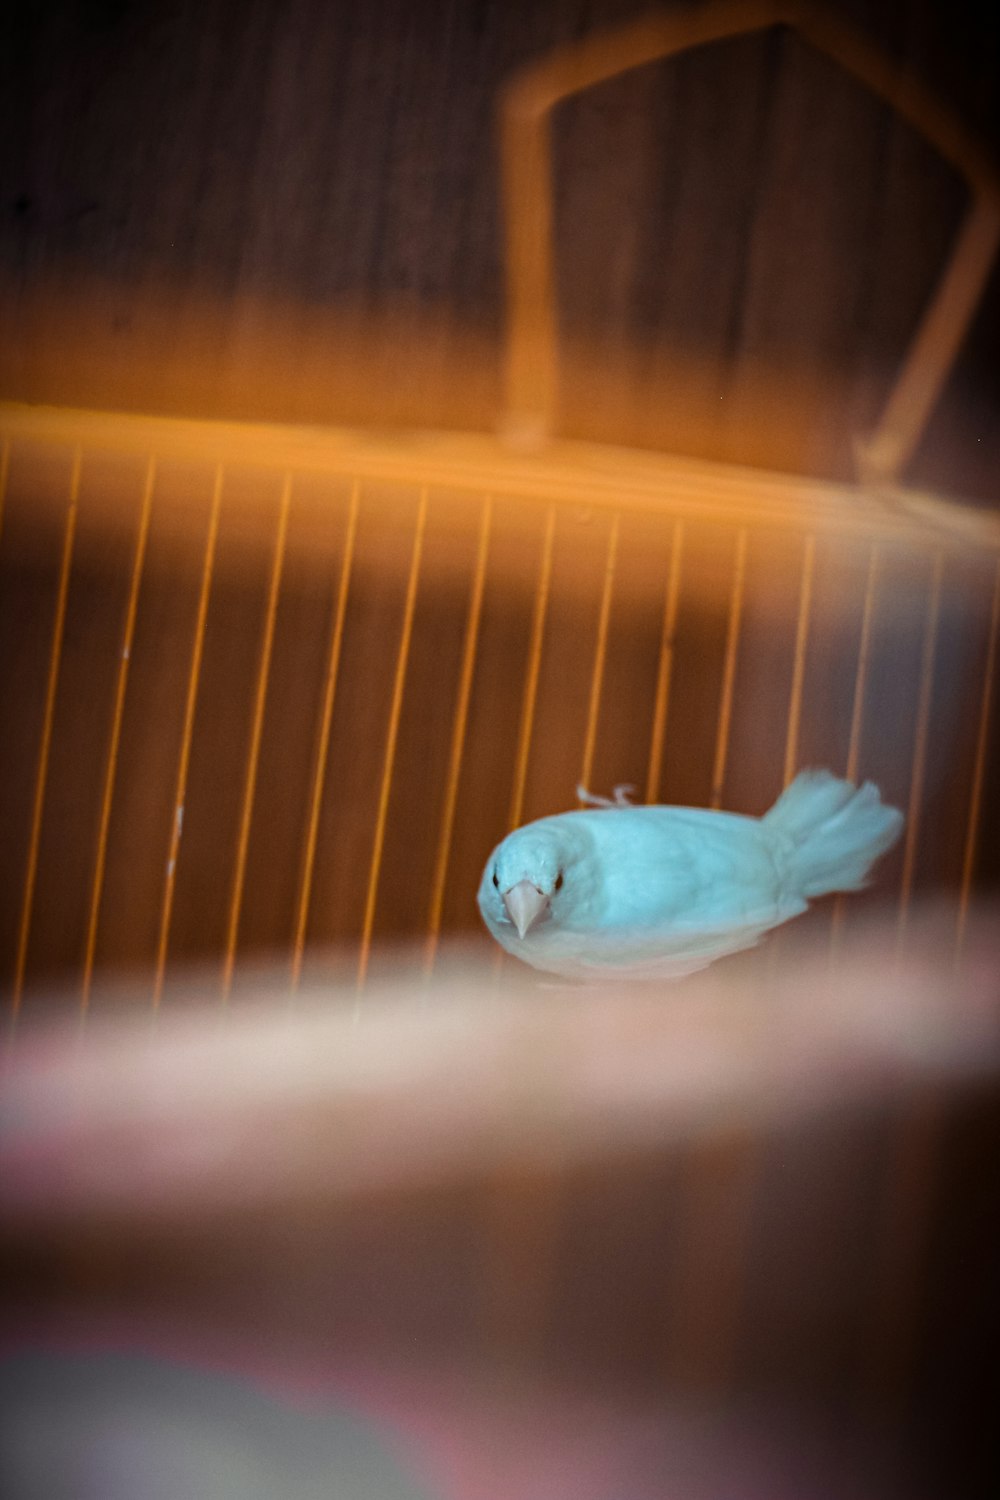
(577, 806, 798, 932)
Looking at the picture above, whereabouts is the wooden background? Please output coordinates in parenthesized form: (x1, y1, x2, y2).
(0, 0, 997, 998)
(1, 0, 998, 497)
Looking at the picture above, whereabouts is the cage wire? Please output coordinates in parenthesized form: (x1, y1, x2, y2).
(1, 12, 1000, 1499)
(0, 0, 998, 1025)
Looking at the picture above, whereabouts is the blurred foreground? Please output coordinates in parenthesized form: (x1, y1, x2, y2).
(2, 905, 999, 1498)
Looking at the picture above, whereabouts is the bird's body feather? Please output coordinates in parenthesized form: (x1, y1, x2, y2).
(477, 771, 903, 981)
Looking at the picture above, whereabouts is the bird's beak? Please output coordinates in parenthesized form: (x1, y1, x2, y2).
(502, 880, 550, 938)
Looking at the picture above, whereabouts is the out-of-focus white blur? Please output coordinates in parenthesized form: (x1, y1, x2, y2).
(2, 906, 998, 1500)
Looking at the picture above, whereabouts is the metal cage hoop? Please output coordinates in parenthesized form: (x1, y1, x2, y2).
(498, 0, 1000, 491)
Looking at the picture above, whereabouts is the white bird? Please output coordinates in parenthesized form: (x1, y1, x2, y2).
(477, 771, 904, 981)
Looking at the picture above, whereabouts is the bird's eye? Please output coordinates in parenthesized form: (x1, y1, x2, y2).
(554, 872, 564, 892)
(492, 871, 499, 888)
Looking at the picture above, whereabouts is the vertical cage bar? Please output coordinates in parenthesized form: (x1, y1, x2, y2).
(0, 437, 10, 544)
(152, 466, 224, 1010)
(665, 1133, 758, 1397)
(10, 448, 82, 1030)
(507, 504, 557, 832)
(80, 456, 156, 1014)
(783, 534, 816, 785)
(710, 527, 748, 809)
(896, 551, 944, 946)
(859, 1093, 942, 1439)
(845, 546, 880, 782)
(956, 554, 1000, 962)
(579, 512, 620, 793)
(645, 519, 684, 804)
(356, 488, 429, 991)
(221, 475, 292, 1001)
(831, 545, 880, 954)
(424, 496, 493, 972)
(478, 1167, 563, 1375)
(291, 480, 360, 988)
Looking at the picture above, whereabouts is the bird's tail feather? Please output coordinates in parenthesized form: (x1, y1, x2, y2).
(763, 770, 904, 899)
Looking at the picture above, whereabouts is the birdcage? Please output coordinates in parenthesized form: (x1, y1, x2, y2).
(1, 0, 998, 1027)
(2, 11, 1000, 1500)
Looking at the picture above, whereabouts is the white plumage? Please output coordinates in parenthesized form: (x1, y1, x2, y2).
(477, 771, 904, 980)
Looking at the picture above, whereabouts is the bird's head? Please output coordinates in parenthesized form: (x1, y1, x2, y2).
(480, 820, 590, 939)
